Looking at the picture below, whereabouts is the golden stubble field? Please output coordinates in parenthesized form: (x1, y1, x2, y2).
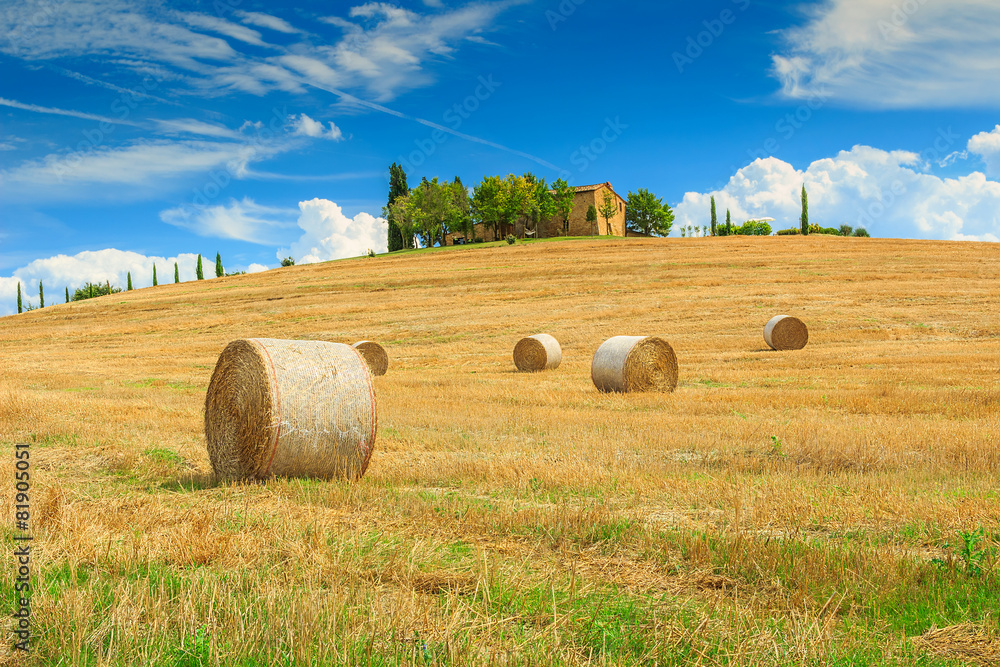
(1, 236, 999, 666)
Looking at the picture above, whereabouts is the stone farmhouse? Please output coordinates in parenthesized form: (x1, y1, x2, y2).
(446, 182, 627, 244)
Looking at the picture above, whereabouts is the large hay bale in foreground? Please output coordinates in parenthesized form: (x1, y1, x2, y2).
(205, 338, 377, 480)
(513, 334, 562, 372)
(352, 340, 389, 376)
(591, 336, 678, 393)
(764, 315, 809, 351)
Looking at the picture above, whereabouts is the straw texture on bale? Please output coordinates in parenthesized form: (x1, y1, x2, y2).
(764, 315, 809, 351)
(591, 336, 678, 393)
(513, 334, 562, 372)
(352, 340, 389, 376)
(205, 338, 377, 481)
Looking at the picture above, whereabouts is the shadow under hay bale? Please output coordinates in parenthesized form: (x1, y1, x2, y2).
(513, 334, 562, 372)
(204, 338, 377, 481)
(352, 340, 389, 376)
(591, 336, 678, 393)
(764, 315, 809, 351)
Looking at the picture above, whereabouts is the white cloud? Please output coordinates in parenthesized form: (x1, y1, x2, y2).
(0, 97, 142, 126)
(160, 197, 298, 245)
(967, 125, 1000, 177)
(290, 113, 344, 141)
(674, 142, 1000, 242)
(280, 199, 388, 264)
(246, 263, 269, 273)
(236, 11, 303, 35)
(0, 134, 290, 201)
(0, 249, 234, 316)
(154, 118, 243, 139)
(176, 12, 272, 48)
(0, 0, 518, 102)
(771, 0, 1000, 108)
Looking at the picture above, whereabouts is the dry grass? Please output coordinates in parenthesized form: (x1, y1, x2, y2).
(1, 236, 999, 665)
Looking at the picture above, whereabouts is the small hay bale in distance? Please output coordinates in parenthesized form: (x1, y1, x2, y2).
(352, 340, 389, 376)
(764, 315, 809, 351)
(204, 338, 377, 481)
(591, 336, 678, 393)
(513, 334, 562, 372)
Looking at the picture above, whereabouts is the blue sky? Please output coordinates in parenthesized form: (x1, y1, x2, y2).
(2, 0, 1000, 313)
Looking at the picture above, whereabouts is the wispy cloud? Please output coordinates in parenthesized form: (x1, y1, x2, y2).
(0, 0, 521, 101)
(0, 97, 143, 126)
(160, 197, 298, 244)
(236, 11, 304, 35)
(772, 0, 1000, 108)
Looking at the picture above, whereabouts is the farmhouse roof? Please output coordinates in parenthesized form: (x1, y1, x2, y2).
(550, 182, 626, 202)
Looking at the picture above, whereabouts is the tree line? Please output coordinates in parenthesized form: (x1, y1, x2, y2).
(383, 164, 676, 250)
(680, 186, 868, 238)
(14, 252, 236, 314)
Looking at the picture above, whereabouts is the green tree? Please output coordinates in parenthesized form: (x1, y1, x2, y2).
(152, 264, 158, 286)
(174, 263, 180, 283)
(586, 205, 598, 235)
(17, 282, 22, 314)
(281, 257, 295, 267)
(389, 177, 452, 248)
(449, 177, 474, 242)
(196, 254, 204, 280)
(385, 163, 412, 251)
(800, 185, 809, 235)
(39, 281, 44, 308)
(839, 224, 853, 237)
(598, 191, 618, 236)
(73, 282, 122, 301)
(551, 179, 576, 235)
(710, 196, 718, 236)
(726, 209, 732, 235)
(127, 272, 133, 291)
(215, 253, 223, 278)
(471, 175, 504, 242)
(625, 188, 674, 237)
(65, 287, 69, 304)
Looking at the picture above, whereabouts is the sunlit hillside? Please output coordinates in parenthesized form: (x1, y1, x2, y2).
(2, 236, 998, 666)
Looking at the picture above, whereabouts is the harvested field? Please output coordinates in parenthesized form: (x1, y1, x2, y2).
(1, 236, 999, 666)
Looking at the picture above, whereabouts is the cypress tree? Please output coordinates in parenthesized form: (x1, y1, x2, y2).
(710, 196, 718, 236)
(39, 281, 44, 308)
(174, 262, 180, 283)
(196, 254, 204, 280)
(153, 264, 158, 286)
(17, 283, 22, 314)
(800, 184, 809, 235)
(215, 252, 223, 278)
(65, 287, 70, 303)
(386, 163, 411, 251)
(726, 209, 732, 235)
(127, 272, 133, 290)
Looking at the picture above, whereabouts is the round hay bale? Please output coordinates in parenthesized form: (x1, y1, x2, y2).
(352, 340, 389, 376)
(204, 338, 377, 481)
(513, 334, 562, 372)
(764, 315, 809, 351)
(591, 336, 678, 393)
